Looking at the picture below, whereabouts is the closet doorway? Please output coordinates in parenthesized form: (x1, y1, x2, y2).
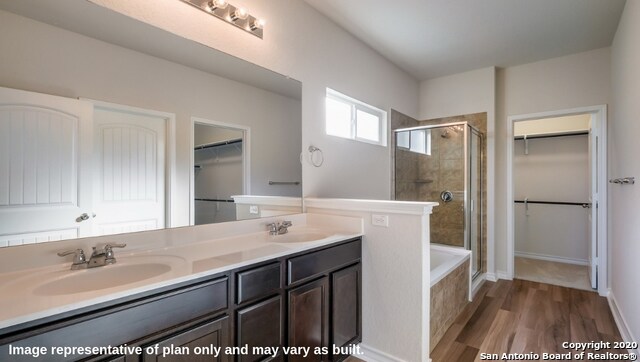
(190, 118, 249, 225)
(506, 106, 607, 295)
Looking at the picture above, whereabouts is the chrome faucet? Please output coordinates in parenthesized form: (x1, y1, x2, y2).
(57, 248, 87, 270)
(58, 243, 126, 270)
(267, 221, 293, 235)
(88, 243, 127, 268)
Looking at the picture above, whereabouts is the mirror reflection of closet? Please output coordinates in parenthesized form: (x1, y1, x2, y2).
(193, 122, 247, 225)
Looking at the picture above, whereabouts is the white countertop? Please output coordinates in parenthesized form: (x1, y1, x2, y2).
(0, 213, 364, 331)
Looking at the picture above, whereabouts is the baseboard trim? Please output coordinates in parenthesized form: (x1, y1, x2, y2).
(358, 344, 404, 362)
(515, 251, 588, 266)
(496, 271, 511, 280)
(485, 273, 497, 282)
(607, 291, 640, 356)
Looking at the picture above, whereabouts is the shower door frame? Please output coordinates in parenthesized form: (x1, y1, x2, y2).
(392, 121, 483, 279)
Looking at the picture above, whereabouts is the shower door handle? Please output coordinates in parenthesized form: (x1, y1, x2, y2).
(471, 199, 475, 212)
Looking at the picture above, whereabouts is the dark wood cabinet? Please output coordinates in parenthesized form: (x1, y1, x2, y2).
(236, 296, 283, 362)
(285, 239, 362, 362)
(287, 277, 329, 362)
(0, 237, 361, 362)
(330, 264, 361, 361)
(142, 317, 229, 362)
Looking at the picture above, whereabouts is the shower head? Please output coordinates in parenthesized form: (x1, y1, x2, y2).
(441, 125, 464, 138)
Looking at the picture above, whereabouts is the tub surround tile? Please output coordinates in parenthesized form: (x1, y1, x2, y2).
(430, 259, 470, 352)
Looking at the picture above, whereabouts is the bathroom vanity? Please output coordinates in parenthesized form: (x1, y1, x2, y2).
(0, 215, 363, 362)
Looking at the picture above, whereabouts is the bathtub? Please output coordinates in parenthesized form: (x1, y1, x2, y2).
(430, 244, 473, 352)
(430, 244, 472, 287)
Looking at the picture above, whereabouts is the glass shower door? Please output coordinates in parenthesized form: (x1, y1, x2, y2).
(394, 125, 466, 247)
(468, 129, 482, 277)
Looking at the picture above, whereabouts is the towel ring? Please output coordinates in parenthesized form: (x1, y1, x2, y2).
(308, 145, 324, 167)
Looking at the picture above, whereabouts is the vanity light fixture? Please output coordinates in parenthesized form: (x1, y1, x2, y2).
(180, 0, 264, 39)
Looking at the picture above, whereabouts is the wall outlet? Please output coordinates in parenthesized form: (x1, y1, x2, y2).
(249, 205, 259, 214)
(371, 214, 389, 227)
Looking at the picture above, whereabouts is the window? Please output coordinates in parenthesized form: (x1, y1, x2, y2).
(325, 88, 387, 146)
(396, 129, 431, 155)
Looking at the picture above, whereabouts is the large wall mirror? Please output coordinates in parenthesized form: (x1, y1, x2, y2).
(0, 0, 302, 248)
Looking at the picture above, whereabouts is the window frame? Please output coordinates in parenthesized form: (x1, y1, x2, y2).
(325, 88, 387, 147)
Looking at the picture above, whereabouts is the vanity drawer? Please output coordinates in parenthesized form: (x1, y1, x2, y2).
(0, 277, 228, 362)
(236, 262, 281, 304)
(287, 239, 361, 285)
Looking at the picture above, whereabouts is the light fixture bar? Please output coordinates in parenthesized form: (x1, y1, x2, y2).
(180, 0, 264, 39)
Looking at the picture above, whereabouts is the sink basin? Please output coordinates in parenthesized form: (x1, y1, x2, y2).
(32, 256, 183, 296)
(268, 230, 330, 244)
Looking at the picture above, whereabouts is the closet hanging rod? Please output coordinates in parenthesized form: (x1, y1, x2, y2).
(514, 131, 588, 140)
(269, 181, 300, 185)
(514, 200, 591, 208)
(194, 138, 242, 150)
(194, 198, 235, 203)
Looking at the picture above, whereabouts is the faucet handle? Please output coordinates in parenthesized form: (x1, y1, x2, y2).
(57, 248, 86, 265)
(104, 243, 126, 260)
(266, 222, 278, 230)
(281, 220, 292, 227)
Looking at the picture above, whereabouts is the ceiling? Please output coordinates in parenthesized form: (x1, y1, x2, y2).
(303, 0, 627, 80)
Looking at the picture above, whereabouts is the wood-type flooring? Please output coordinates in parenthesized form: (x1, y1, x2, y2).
(431, 279, 627, 361)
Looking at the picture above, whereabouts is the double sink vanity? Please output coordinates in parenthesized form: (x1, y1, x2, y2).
(0, 214, 364, 362)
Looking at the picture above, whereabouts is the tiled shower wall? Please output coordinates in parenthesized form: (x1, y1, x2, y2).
(391, 111, 487, 273)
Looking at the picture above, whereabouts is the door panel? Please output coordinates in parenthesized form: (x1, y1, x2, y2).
(0, 86, 93, 244)
(93, 105, 166, 236)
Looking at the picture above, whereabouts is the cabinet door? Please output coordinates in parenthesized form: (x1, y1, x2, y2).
(142, 317, 229, 362)
(331, 264, 361, 360)
(288, 277, 329, 362)
(236, 296, 283, 362)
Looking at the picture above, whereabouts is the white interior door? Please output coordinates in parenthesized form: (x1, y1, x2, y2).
(587, 116, 598, 289)
(0, 86, 93, 246)
(92, 104, 166, 236)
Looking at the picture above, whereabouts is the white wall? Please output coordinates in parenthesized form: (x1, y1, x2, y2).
(514, 136, 589, 263)
(418, 67, 497, 276)
(90, 0, 419, 200)
(609, 0, 640, 347)
(306, 199, 433, 362)
(0, 10, 302, 226)
(419, 67, 495, 121)
(495, 48, 611, 276)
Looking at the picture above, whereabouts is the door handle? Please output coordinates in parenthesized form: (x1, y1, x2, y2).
(76, 213, 96, 222)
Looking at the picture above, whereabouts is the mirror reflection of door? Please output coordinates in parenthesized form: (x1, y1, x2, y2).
(193, 122, 245, 225)
(0, 87, 171, 246)
(92, 102, 169, 236)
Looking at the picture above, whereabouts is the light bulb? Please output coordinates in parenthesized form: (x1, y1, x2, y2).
(250, 18, 265, 31)
(231, 7, 249, 21)
(207, 0, 227, 11)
